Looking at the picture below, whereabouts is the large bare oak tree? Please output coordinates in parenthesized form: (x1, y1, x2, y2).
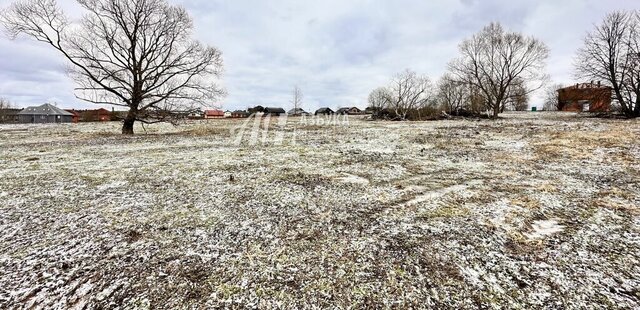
(1, 0, 224, 134)
(575, 11, 640, 117)
(448, 22, 549, 118)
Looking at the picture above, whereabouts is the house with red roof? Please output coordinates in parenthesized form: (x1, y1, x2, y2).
(204, 109, 225, 119)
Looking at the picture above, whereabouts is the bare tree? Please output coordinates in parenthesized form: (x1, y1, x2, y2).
(436, 74, 467, 114)
(290, 86, 303, 114)
(367, 87, 391, 115)
(448, 22, 549, 118)
(575, 11, 640, 117)
(503, 79, 529, 111)
(1, 0, 224, 134)
(0, 97, 11, 119)
(543, 83, 564, 111)
(387, 70, 433, 120)
(0, 97, 15, 123)
(0, 97, 12, 110)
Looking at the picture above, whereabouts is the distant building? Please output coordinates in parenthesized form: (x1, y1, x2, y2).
(558, 82, 612, 112)
(287, 108, 310, 116)
(110, 110, 128, 121)
(82, 108, 111, 122)
(64, 109, 80, 123)
(263, 107, 286, 116)
(0, 108, 22, 123)
(18, 103, 74, 123)
(64, 108, 112, 122)
(231, 110, 250, 118)
(204, 109, 225, 119)
(248, 105, 265, 114)
(364, 107, 378, 115)
(224, 110, 232, 118)
(187, 110, 204, 119)
(336, 107, 363, 115)
(315, 107, 335, 115)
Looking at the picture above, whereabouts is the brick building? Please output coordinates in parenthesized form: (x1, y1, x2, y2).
(558, 82, 612, 112)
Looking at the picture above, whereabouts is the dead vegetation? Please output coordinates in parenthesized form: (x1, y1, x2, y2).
(0, 113, 639, 309)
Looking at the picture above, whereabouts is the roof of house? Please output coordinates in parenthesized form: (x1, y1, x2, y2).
(264, 107, 286, 113)
(18, 103, 73, 116)
(204, 109, 224, 116)
(64, 109, 80, 116)
(316, 107, 334, 113)
(288, 108, 308, 114)
(559, 83, 612, 91)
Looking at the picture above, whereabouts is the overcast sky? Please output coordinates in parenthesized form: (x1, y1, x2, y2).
(0, 0, 637, 111)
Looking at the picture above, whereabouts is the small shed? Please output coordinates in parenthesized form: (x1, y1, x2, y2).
(18, 103, 74, 123)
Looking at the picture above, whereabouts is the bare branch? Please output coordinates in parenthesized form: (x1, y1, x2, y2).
(1, 0, 225, 134)
(448, 22, 549, 117)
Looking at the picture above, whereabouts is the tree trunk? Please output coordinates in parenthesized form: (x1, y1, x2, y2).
(122, 109, 137, 135)
(492, 101, 501, 118)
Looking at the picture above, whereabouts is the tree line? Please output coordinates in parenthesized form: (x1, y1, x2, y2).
(369, 11, 640, 120)
(1, 1, 639, 134)
(368, 22, 548, 120)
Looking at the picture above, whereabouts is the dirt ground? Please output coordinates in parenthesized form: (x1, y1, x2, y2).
(0, 112, 639, 309)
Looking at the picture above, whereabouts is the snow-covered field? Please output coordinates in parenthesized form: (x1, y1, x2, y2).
(0, 112, 639, 309)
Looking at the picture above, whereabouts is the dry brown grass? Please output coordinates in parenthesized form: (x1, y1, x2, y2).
(185, 124, 231, 136)
(532, 124, 636, 162)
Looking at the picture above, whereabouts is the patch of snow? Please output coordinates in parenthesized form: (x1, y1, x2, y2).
(526, 219, 565, 240)
(407, 180, 482, 205)
(460, 266, 483, 287)
(484, 139, 527, 151)
(336, 173, 370, 185)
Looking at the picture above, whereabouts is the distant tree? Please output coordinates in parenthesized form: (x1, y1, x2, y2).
(448, 22, 549, 118)
(0, 97, 15, 123)
(0, 97, 12, 110)
(290, 86, 303, 113)
(367, 70, 434, 120)
(367, 87, 391, 115)
(575, 10, 640, 117)
(0, 97, 12, 120)
(387, 70, 434, 120)
(504, 79, 529, 112)
(436, 74, 467, 114)
(543, 83, 565, 111)
(1, 0, 225, 134)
